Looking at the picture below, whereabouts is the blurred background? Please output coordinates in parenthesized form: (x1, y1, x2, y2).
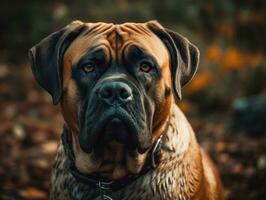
(0, 0, 265, 199)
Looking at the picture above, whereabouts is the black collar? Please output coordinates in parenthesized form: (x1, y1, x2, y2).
(61, 126, 165, 196)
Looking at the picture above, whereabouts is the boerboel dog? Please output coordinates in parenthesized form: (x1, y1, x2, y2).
(29, 20, 225, 200)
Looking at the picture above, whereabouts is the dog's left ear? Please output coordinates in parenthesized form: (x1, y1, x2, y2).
(29, 21, 86, 105)
(147, 21, 200, 101)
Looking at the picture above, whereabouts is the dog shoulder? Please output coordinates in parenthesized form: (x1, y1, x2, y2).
(200, 149, 226, 200)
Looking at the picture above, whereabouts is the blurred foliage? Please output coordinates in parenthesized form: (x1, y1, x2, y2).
(0, 0, 265, 61)
(0, 1, 266, 200)
(0, 0, 265, 108)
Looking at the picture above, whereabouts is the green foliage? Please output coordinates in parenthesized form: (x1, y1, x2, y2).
(0, 0, 265, 62)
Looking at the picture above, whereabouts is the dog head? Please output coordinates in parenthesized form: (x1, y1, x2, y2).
(29, 20, 199, 180)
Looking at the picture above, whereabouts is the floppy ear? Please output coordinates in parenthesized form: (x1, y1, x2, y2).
(29, 21, 86, 105)
(147, 21, 200, 101)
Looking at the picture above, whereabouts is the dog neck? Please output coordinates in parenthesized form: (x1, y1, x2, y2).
(160, 104, 192, 161)
(60, 122, 166, 193)
(51, 104, 201, 200)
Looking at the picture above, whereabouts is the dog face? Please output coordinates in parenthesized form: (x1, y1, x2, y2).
(29, 20, 199, 180)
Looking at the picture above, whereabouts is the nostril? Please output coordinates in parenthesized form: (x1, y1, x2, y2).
(100, 86, 113, 99)
(120, 88, 131, 100)
(120, 88, 130, 99)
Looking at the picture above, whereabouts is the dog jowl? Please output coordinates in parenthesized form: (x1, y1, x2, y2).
(29, 20, 225, 200)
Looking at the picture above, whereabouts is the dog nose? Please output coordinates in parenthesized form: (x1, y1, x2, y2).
(99, 81, 133, 105)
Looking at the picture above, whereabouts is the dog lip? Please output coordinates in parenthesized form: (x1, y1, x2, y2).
(87, 107, 139, 151)
(104, 117, 127, 143)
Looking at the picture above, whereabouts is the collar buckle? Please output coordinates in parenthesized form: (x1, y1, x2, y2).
(97, 180, 113, 200)
(151, 134, 163, 168)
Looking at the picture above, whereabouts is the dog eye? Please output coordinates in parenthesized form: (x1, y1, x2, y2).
(140, 61, 152, 73)
(82, 63, 95, 73)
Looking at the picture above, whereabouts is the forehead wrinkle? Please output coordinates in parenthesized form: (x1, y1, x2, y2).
(75, 45, 109, 66)
(116, 23, 168, 60)
(65, 22, 169, 73)
(120, 25, 143, 35)
(85, 23, 115, 36)
(118, 23, 152, 36)
(65, 35, 112, 67)
(120, 35, 169, 68)
(127, 24, 151, 35)
(66, 24, 118, 62)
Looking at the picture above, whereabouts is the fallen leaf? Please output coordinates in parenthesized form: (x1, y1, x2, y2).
(40, 141, 58, 155)
(19, 187, 47, 199)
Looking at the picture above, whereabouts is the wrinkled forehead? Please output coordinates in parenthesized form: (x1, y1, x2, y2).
(64, 22, 169, 65)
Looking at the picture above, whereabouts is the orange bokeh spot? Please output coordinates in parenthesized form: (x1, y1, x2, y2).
(186, 72, 213, 94)
(206, 45, 222, 63)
